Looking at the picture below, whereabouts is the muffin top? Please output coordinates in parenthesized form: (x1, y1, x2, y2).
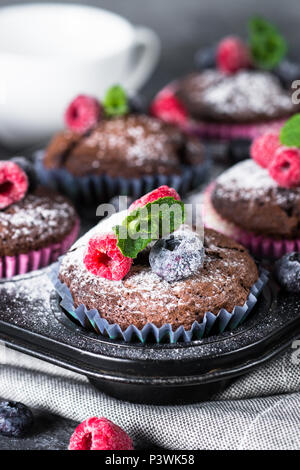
(0, 188, 77, 256)
(176, 69, 298, 123)
(44, 114, 205, 178)
(59, 222, 258, 330)
(211, 159, 300, 238)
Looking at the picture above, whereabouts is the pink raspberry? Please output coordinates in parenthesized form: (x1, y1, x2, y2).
(250, 132, 281, 169)
(0, 161, 28, 210)
(69, 417, 134, 451)
(129, 185, 181, 212)
(64, 95, 101, 133)
(269, 147, 300, 188)
(217, 36, 251, 74)
(84, 233, 133, 281)
(150, 91, 188, 125)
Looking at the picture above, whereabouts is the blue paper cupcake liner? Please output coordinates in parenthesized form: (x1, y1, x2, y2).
(49, 263, 269, 344)
(34, 150, 211, 207)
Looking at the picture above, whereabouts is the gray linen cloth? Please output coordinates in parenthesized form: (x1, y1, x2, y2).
(0, 345, 299, 450)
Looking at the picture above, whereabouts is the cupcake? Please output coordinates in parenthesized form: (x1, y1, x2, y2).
(203, 115, 300, 258)
(36, 86, 209, 210)
(0, 158, 79, 278)
(54, 186, 266, 343)
(151, 17, 300, 161)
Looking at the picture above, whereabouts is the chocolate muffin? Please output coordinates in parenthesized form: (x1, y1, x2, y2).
(210, 159, 300, 239)
(44, 114, 205, 178)
(59, 225, 258, 331)
(0, 187, 79, 278)
(0, 188, 78, 256)
(176, 70, 297, 124)
(152, 70, 299, 147)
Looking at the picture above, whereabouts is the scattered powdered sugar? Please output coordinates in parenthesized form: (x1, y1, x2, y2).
(83, 115, 182, 167)
(0, 193, 76, 244)
(185, 70, 295, 120)
(215, 159, 300, 205)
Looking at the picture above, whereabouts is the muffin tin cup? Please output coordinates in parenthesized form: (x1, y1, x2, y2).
(49, 263, 268, 344)
(153, 83, 287, 141)
(34, 150, 211, 208)
(0, 219, 80, 279)
(203, 184, 300, 259)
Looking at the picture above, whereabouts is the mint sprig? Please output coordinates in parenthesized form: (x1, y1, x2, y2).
(113, 197, 185, 258)
(103, 85, 129, 117)
(280, 114, 300, 148)
(248, 16, 287, 69)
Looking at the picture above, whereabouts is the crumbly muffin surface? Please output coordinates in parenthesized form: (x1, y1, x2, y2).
(176, 70, 298, 123)
(0, 188, 77, 256)
(44, 114, 205, 178)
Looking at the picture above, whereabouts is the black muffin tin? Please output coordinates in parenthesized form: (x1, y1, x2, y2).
(0, 267, 299, 405)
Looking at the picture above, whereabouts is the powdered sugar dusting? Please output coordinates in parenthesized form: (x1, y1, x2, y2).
(82, 115, 182, 167)
(0, 192, 77, 248)
(214, 159, 300, 204)
(181, 70, 296, 121)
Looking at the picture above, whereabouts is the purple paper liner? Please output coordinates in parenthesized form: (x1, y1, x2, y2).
(0, 219, 79, 279)
(49, 263, 268, 344)
(34, 150, 211, 207)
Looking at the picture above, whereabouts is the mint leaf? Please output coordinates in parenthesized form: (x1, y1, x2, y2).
(103, 85, 129, 117)
(280, 114, 300, 148)
(248, 16, 287, 69)
(113, 197, 185, 258)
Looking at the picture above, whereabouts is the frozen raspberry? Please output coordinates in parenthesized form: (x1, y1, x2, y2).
(69, 417, 134, 451)
(0, 161, 28, 209)
(129, 186, 181, 212)
(269, 147, 300, 188)
(217, 36, 251, 74)
(64, 95, 101, 133)
(84, 233, 133, 281)
(250, 132, 281, 169)
(150, 91, 188, 125)
(149, 228, 204, 282)
(0, 401, 34, 437)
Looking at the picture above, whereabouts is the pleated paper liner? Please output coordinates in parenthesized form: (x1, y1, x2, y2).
(50, 262, 268, 344)
(0, 219, 79, 279)
(203, 184, 300, 259)
(34, 150, 211, 210)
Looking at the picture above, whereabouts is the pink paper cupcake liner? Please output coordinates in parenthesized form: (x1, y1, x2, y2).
(0, 218, 80, 279)
(154, 83, 287, 140)
(186, 118, 286, 140)
(203, 184, 300, 259)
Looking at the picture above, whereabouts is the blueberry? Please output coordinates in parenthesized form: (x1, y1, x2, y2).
(128, 94, 147, 114)
(11, 156, 38, 191)
(273, 59, 300, 89)
(0, 401, 34, 437)
(149, 228, 204, 282)
(275, 252, 300, 293)
(194, 45, 216, 70)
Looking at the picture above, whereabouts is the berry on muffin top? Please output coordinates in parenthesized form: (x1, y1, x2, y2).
(250, 114, 300, 188)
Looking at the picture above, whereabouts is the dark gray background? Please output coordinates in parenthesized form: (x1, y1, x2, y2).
(0, 0, 299, 451)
